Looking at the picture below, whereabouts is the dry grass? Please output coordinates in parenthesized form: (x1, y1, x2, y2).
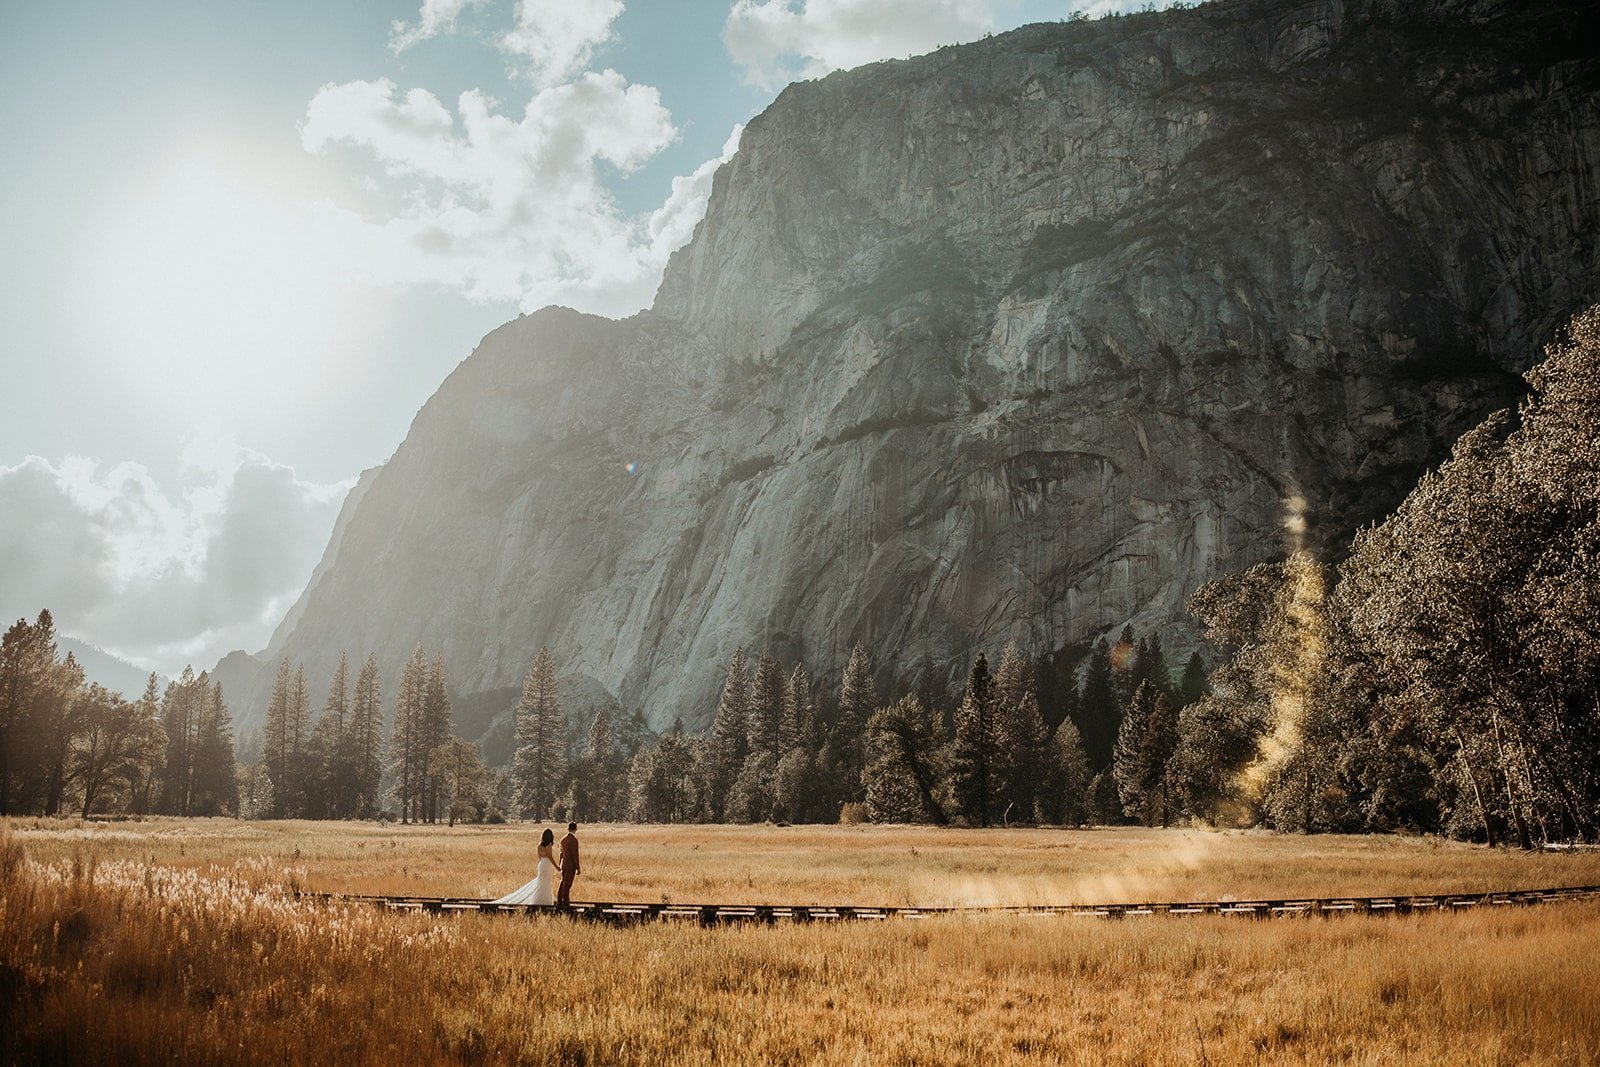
(5, 819, 1600, 1064)
(12, 817, 1600, 906)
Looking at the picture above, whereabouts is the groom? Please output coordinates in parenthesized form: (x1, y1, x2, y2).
(557, 823, 580, 906)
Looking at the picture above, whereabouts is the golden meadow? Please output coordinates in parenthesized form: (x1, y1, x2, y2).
(5, 819, 1600, 1064)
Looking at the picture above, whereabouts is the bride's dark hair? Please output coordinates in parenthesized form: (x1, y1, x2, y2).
(540, 829, 554, 847)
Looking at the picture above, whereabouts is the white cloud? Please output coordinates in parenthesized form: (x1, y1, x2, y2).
(724, 0, 995, 89)
(0, 440, 351, 675)
(303, 73, 741, 317)
(390, 0, 490, 54)
(500, 0, 625, 87)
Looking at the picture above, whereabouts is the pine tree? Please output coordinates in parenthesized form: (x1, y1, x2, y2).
(1076, 638, 1121, 771)
(125, 673, 166, 815)
(388, 646, 430, 822)
(430, 738, 494, 826)
(422, 656, 453, 822)
(571, 706, 619, 821)
(1177, 651, 1208, 708)
(781, 663, 815, 753)
(1047, 718, 1094, 824)
(748, 651, 786, 765)
(705, 647, 751, 819)
(349, 654, 384, 817)
(0, 615, 44, 815)
(237, 761, 274, 819)
(833, 643, 876, 805)
(1112, 680, 1153, 821)
(1112, 680, 1178, 825)
(1110, 625, 1140, 718)
(321, 652, 351, 816)
(1140, 634, 1174, 702)
(261, 660, 294, 815)
(863, 695, 947, 824)
(159, 667, 202, 815)
(28, 634, 87, 817)
(991, 645, 1049, 823)
(1143, 691, 1181, 827)
(287, 665, 311, 813)
(952, 651, 996, 826)
(191, 682, 239, 816)
(511, 648, 565, 819)
(629, 718, 694, 823)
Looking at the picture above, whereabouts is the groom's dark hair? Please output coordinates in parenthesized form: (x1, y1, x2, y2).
(568, 823, 578, 832)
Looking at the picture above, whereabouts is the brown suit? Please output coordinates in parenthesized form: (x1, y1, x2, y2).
(558, 832, 579, 905)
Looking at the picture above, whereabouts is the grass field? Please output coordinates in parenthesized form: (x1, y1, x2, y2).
(5, 818, 1600, 1064)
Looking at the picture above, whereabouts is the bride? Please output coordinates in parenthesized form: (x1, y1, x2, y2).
(492, 828, 560, 906)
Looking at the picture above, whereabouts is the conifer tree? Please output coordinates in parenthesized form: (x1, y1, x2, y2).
(1005, 691, 1051, 823)
(0, 615, 43, 815)
(159, 667, 202, 815)
(1076, 638, 1121, 771)
(781, 663, 815, 753)
(320, 653, 351, 815)
(705, 647, 750, 819)
(628, 718, 695, 823)
(191, 682, 239, 816)
(748, 651, 786, 764)
(1113, 680, 1178, 825)
(348, 654, 384, 817)
(1047, 718, 1094, 824)
(388, 646, 430, 822)
(511, 648, 565, 819)
(952, 651, 996, 826)
(34, 644, 86, 816)
(832, 643, 876, 804)
(288, 665, 311, 811)
(430, 738, 495, 826)
(260, 660, 294, 814)
(1177, 651, 1208, 708)
(1139, 634, 1174, 702)
(1142, 689, 1181, 827)
(569, 706, 619, 820)
(1114, 624, 1137, 686)
(864, 695, 948, 824)
(124, 673, 166, 814)
(1112, 679, 1153, 821)
(991, 645, 1050, 822)
(422, 656, 453, 822)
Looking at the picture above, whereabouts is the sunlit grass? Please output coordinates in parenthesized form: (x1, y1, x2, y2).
(5, 820, 1600, 1063)
(12, 817, 1600, 905)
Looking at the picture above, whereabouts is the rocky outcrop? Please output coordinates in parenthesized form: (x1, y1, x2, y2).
(224, 0, 1600, 737)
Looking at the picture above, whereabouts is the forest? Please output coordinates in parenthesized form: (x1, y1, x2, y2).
(2, 306, 1596, 843)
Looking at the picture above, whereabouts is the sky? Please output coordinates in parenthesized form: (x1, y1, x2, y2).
(0, 0, 1168, 677)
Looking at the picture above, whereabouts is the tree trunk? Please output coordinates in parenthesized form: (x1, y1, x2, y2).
(1453, 730, 1498, 847)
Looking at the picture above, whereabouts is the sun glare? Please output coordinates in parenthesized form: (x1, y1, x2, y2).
(90, 151, 365, 429)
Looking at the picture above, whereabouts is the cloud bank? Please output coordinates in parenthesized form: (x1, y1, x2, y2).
(389, 0, 491, 53)
(724, 0, 994, 89)
(308, 2, 742, 318)
(500, 0, 626, 87)
(0, 440, 351, 674)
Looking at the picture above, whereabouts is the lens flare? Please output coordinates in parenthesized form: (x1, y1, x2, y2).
(1238, 493, 1328, 802)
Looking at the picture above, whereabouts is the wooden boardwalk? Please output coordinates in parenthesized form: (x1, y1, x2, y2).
(303, 884, 1600, 925)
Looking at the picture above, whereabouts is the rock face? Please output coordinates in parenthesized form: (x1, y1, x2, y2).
(225, 0, 1600, 737)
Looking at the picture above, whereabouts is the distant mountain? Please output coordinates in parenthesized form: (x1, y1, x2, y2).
(221, 0, 1600, 738)
(59, 637, 165, 698)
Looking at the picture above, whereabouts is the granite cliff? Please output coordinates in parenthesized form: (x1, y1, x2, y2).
(223, 0, 1600, 738)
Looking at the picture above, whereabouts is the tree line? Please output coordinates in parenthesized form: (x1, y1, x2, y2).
(520, 633, 1211, 828)
(0, 611, 237, 818)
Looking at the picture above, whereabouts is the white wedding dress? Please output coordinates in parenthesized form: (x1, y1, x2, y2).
(493, 856, 557, 906)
